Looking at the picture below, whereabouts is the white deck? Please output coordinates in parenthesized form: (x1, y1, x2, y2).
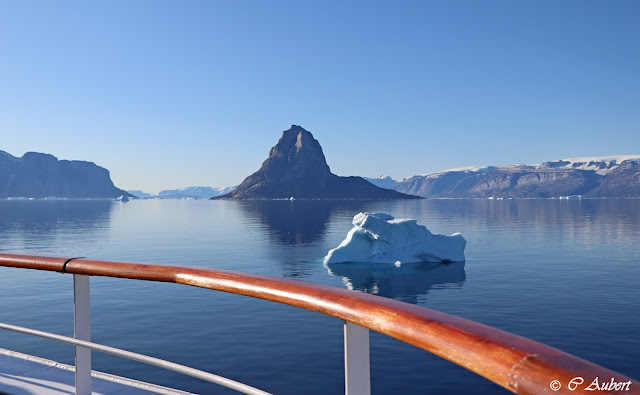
(0, 348, 193, 395)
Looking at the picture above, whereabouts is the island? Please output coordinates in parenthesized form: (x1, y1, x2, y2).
(0, 150, 133, 199)
(212, 125, 420, 200)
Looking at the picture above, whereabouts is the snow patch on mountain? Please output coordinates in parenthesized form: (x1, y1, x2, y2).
(538, 155, 640, 175)
(415, 165, 495, 179)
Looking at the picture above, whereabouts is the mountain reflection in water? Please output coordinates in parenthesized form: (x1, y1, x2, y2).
(236, 200, 369, 245)
(325, 261, 466, 304)
(236, 200, 373, 278)
(235, 200, 468, 300)
(0, 200, 112, 255)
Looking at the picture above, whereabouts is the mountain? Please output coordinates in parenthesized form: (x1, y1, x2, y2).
(213, 125, 419, 200)
(0, 150, 132, 199)
(0, 150, 20, 197)
(158, 185, 237, 199)
(362, 176, 401, 190)
(127, 190, 153, 198)
(536, 155, 640, 174)
(583, 158, 640, 197)
(390, 156, 640, 198)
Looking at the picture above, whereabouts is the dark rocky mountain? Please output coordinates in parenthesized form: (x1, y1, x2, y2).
(379, 156, 640, 198)
(213, 125, 419, 200)
(0, 150, 132, 199)
(0, 150, 20, 197)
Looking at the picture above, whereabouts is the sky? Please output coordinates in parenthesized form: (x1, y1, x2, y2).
(1, 1, 639, 194)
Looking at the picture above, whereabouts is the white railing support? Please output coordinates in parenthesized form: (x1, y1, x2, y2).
(74, 274, 92, 395)
(344, 321, 370, 395)
(0, 322, 273, 395)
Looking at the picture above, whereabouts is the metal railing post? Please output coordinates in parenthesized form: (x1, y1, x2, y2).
(344, 321, 370, 395)
(73, 274, 92, 395)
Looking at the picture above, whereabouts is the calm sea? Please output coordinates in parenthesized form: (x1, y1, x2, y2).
(0, 199, 638, 394)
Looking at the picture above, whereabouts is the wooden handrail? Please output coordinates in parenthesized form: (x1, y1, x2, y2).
(0, 253, 637, 394)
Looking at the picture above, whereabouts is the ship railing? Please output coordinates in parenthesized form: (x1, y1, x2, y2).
(0, 253, 636, 395)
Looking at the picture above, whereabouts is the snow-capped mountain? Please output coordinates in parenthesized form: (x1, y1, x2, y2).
(536, 155, 640, 175)
(380, 155, 640, 198)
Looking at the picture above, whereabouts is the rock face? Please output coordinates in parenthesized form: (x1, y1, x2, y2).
(214, 125, 419, 200)
(0, 150, 20, 197)
(398, 165, 602, 198)
(0, 150, 132, 199)
(585, 160, 640, 197)
(387, 156, 640, 198)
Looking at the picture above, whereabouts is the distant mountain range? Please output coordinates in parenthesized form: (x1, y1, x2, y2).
(7, 144, 636, 201)
(126, 190, 153, 199)
(213, 125, 419, 200)
(1, 150, 131, 199)
(138, 154, 640, 200)
(364, 155, 640, 198)
(159, 185, 236, 199)
(128, 186, 237, 199)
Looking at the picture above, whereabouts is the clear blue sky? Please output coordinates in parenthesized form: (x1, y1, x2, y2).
(1, 1, 638, 193)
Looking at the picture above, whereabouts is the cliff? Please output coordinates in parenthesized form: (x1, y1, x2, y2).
(0, 150, 132, 199)
(368, 156, 640, 198)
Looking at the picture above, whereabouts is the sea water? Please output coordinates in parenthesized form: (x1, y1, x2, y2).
(0, 199, 638, 394)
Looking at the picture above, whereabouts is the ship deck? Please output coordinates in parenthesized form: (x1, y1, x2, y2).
(0, 348, 191, 395)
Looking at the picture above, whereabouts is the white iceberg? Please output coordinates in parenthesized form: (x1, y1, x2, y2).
(323, 212, 466, 264)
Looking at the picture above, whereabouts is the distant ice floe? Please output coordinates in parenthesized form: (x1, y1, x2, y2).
(323, 212, 466, 264)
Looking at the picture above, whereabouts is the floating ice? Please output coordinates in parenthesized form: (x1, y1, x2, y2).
(323, 212, 466, 264)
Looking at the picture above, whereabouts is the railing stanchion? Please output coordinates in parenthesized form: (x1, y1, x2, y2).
(73, 274, 92, 395)
(344, 321, 370, 395)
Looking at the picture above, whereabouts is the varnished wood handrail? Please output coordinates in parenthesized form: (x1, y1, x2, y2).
(0, 253, 637, 394)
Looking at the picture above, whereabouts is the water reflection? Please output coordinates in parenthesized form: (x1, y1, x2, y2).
(237, 200, 373, 245)
(236, 200, 373, 279)
(412, 199, 640, 233)
(325, 261, 466, 304)
(237, 200, 333, 245)
(0, 200, 113, 255)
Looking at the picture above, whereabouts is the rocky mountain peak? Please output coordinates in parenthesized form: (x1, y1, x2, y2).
(214, 125, 419, 200)
(269, 125, 327, 161)
(262, 125, 331, 183)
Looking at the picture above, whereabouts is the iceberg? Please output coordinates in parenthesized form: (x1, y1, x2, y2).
(323, 212, 466, 264)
